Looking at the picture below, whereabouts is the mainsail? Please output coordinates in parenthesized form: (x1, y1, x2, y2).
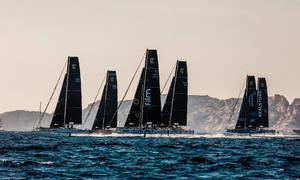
(257, 78, 269, 128)
(234, 76, 258, 129)
(50, 57, 82, 128)
(141, 49, 162, 126)
(124, 68, 145, 127)
(161, 61, 188, 127)
(92, 71, 118, 130)
(64, 57, 82, 126)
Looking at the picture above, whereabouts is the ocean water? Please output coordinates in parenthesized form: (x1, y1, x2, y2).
(0, 132, 300, 179)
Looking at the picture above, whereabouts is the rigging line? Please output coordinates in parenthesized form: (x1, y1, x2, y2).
(35, 60, 68, 129)
(81, 75, 106, 129)
(108, 51, 146, 127)
(160, 63, 176, 95)
(226, 80, 246, 128)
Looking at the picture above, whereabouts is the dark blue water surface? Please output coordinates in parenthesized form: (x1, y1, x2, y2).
(0, 132, 300, 179)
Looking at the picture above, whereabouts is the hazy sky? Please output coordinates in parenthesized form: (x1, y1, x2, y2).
(0, 0, 300, 113)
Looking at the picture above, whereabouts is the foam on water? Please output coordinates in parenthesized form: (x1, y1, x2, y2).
(72, 132, 300, 139)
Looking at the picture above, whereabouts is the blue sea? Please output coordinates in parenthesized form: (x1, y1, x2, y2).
(0, 132, 300, 179)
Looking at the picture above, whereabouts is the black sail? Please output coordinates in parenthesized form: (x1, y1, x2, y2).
(64, 57, 82, 126)
(141, 49, 162, 125)
(257, 78, 269, 128)
(104, 71, 118, 128)
(161, 77, 175, 127)
(161, 61, 188, 127)
(50, 74, 67, 128)
(245, 76, 258, 129)
(92, 85, 106, 130)
(235, 91, 247, 129)
(92, 71, 118, 130)
(125, 68, 145, 127)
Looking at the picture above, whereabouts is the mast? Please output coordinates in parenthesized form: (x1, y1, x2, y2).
(92, 71, 118, 130)
(63, 57, 82, 127)
(124, 68, 145, 127)
(140, 49, 162, 126)
(161, 61, 188, 127)
(257, 77, 269, 128)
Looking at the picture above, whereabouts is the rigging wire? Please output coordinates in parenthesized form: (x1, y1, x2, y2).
(81, 75, 106, 129)
(108, 51, 146, 127)
(226, 80, 246, 129)
(160, 63, 176, 95)
(35, 60, 68, 129)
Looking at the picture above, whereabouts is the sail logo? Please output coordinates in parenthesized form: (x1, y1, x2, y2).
(249, 93, 255, 107)
(149, 58, 155, 64)
(72, 64, 77, 70)
(180, 68, 185, 74)
(153, 69, 159, 79)
(249, 81, 254, 86)
(75, 78, 80, 83)
(110, 77, 115, 82)
(257, 91, 263, 118)
(133, 98, 140, 105)
(144, 89, 151, 107)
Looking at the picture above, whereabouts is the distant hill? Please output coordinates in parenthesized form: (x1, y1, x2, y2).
(0, 95, 299, 132)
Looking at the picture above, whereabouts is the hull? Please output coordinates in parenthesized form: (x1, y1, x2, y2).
(226, 129, 276, 135)
(88, 129, 114, 135)
(116, 127, 194, 135)
(293, 130, 300, 135)
(36, 127, 87, 134)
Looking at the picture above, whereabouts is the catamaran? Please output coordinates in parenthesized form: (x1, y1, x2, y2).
(226, 76, 275, 135)
(0, 119, 3, 131)
(37, 57, 83, 133)
(89, 70, 118, 134)
(117, 49, 194, 135)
